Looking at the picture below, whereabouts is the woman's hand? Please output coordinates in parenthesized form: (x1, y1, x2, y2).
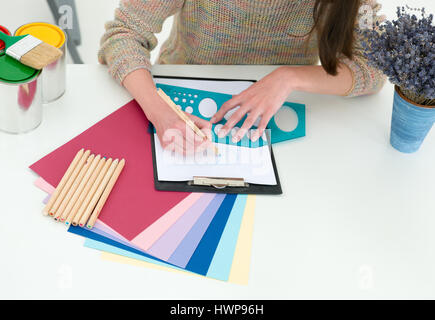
(211, 67, 295, 142)
(122, 69, 212, 155)
(151, 98, 213, 155)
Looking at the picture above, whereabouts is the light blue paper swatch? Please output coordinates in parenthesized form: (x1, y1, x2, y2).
(207, 195, 248, 281)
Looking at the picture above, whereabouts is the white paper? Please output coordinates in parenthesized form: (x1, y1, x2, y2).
(152, 77, 277, 185)
(154, 133, 277, 185)
(154, 78, 254, 95)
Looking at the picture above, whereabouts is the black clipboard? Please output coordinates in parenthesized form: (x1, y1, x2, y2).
(151, 75, 283, 195)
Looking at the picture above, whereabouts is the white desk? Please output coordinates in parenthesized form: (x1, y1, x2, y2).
(1, 65, 434, 299)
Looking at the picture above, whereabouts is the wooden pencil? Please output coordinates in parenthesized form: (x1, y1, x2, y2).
(79, 159, 119, 228)
(52, 150, 91, 220)
(71, 157, 107, 227)
(86, 159, 126, 229)
(42, 149, 84, 216)
(75, 158, 113, 227)
(51, 149, 91, 218)
(63, 155, 101, 226)
(55, 154, 95, 222)
(157, 89, 219, 156)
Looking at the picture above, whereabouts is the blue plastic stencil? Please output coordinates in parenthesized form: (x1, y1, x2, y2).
(156, 83, 306, 147)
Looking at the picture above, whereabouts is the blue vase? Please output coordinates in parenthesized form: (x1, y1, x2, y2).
(390, 86, 435, 153)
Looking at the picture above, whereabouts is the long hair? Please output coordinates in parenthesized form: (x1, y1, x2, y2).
(313, 0, 361, 75)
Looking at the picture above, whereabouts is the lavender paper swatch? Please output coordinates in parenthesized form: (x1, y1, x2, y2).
(168, 194, 226, 268)
(147, 193, 216, 260)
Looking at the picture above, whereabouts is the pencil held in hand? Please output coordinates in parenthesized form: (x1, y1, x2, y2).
(157, 89, 219, 156)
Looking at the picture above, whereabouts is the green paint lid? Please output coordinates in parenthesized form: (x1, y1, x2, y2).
(0, 55, 41, 84)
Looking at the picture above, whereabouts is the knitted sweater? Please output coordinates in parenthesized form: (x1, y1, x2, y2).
(98, 0, 385, 97)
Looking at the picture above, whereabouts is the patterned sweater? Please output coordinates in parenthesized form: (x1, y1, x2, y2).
(98, 0, 385, 97)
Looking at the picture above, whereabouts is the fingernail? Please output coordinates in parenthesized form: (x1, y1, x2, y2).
(232, 136, 239, 143)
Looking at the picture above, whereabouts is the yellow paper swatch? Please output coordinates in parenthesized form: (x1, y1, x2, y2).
(100, 195, 257, 285)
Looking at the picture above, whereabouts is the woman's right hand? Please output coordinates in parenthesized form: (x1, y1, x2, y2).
(123, 69, 212, 155)
(150, 97, 213, 155)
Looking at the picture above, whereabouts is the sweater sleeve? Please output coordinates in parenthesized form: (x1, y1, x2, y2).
(98, 0, 184, 84)
(340, 0, 386, 97)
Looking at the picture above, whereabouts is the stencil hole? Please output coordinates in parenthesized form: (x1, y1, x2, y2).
(185, 106, 194, 114)
(274, 107, 299, 132)
(198, 98, 218, 118)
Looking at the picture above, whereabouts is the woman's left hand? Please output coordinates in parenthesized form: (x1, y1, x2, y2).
(211, 66, 295, 142)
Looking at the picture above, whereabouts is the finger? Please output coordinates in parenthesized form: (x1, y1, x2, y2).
(182, 127, 198, 156)
(173, 120, 196, 148)
(184, 114, 214, 147)
(188, 114, 212, 129)
(171, 129, 188, 155)
(210, 95, 243, 124)
(218, 105, 250, 138)
(252, 112, 273, 142)
(188, 114, 213, 138)
(232, 111, 261, 143)
(162, 131, 187, 155)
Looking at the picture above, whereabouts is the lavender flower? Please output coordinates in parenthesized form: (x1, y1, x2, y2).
(362, 6, 435, 106)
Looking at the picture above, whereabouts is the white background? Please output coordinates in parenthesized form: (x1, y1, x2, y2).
(1, 0, 434, 64)
(1, 1, 435, 300)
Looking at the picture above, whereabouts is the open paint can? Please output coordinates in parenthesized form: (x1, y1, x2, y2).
(0, 25, 11, 35)
(15, 22, 66, 103)
(0, 25, 11, 54)
(0, 55, 43, 134)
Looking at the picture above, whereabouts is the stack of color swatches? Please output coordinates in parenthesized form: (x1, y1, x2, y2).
(30, 100, 256, 284)
(43, 148, 126, 229)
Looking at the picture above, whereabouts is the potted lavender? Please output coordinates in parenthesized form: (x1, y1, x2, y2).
(363, 7, 435, 153)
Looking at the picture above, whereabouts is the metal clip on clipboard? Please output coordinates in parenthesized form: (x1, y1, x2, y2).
(189, 177, 249, 189)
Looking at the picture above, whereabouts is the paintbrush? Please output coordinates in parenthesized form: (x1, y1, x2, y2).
(0, 32, 63, 70)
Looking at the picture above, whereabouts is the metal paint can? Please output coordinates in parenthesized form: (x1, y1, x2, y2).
(0, 55, 43, 134)
(0, 25, 11, 35)
(0, 25, 11, 54)
(15, 23, 66, 103)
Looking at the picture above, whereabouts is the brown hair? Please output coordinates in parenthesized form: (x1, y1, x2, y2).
(313, 0, 361, 76)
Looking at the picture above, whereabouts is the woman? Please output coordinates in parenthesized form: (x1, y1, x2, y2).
(99, 0, 385, 152)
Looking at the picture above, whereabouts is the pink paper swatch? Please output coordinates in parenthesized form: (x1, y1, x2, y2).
(131, 193, 203, 251)
(30, 100, 192, 241)
(34, 177, 55, 194)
